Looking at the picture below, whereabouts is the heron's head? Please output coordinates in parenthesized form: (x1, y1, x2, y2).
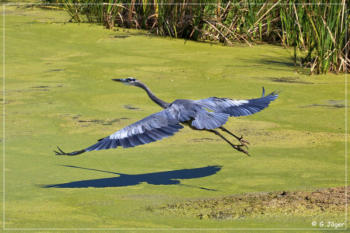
(112, 77, 139, 86)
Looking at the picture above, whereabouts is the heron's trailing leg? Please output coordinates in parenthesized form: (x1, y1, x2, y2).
(208, 130, 249, 156)
(54, 146, 86, 156)
(219, 126, 250, 147)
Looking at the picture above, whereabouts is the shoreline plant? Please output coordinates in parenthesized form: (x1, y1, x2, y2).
(42, 0, 349, 74)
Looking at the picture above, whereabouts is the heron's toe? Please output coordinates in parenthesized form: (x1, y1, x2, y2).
(239, 136, 250, 145)
(54, 146, 68, 155)
(54, 150, 64, 155)
(236, 145, 250, 156)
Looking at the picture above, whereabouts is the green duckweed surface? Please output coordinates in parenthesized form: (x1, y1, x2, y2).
(1, 5, 348, 232)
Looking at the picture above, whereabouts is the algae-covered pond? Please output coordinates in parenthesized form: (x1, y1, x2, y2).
(1, 5, 348, 231)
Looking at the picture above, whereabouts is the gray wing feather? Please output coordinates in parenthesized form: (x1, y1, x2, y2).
(191, 111, 229, 130)
(85, 108, 184, 151)
(195, 89, 278, 117)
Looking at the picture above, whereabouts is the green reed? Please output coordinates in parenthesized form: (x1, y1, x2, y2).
(44, 0, 349, 74)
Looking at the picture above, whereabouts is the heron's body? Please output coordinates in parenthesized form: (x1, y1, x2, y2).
(55, 78, 278, 156)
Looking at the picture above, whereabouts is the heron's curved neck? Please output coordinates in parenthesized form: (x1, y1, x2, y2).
(135, 82, 169, 109)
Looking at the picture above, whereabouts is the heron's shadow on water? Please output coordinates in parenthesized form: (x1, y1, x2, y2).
(43, 165, 222, 191)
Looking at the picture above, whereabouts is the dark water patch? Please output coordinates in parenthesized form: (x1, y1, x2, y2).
(30, 85, 64, 91)
(113, 35, 130, 39)
(124, 104, 140, 110)
(72, 114, 81, 119)
(301, 100, 346, 109)
(77, 118, 125, 125)
(270, 77, 313, 84)
(78, 119, 104, 123)
(261, 59, 295, 67)
(117, 29, 153, 37)
(103, 118, 123, 125)
(32, 86, 49, 88)
(48, 69, 64, 72)
(8, 88, 49, 93)
(129, 32, 152, 37)
(31, 86, 50, 91)
(301, 104, 345, 109)
(72, 115, 129, 126)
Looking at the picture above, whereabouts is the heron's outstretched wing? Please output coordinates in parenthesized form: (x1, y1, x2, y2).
(195, 88, 278, 117)
(85, 109, 184, 151)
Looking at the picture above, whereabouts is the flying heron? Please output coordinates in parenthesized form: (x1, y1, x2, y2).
(55, 78, 278, 156)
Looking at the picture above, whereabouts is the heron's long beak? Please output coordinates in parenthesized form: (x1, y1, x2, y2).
(112, 79, 123, 82)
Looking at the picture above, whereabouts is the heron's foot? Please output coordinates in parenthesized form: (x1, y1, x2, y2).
(238, 135, 250, 147)
(54, 146, 85, 156)
(232, 144, 250, 156)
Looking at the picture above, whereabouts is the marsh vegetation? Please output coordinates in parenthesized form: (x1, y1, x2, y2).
(43, 0, 350, 74)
